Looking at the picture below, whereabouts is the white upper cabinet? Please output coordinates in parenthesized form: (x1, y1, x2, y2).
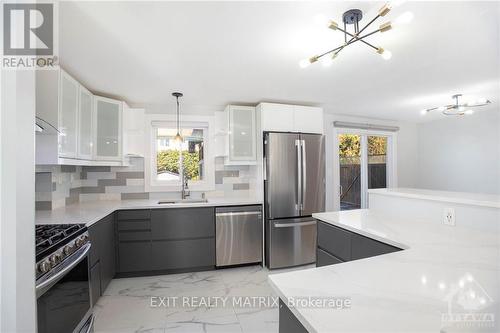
(93, 96, 122, 161)
(123, 106, 145, 157)
(58, 71, 79, 158)
(293, 105, 324, 134)
(259, 103, 324, 134)
(259, 103, 294, 132)
(227, 105, 257, 163)
(77, 86, 94, 159)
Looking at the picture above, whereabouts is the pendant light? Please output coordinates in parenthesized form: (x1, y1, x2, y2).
(172, 92, 183, 142)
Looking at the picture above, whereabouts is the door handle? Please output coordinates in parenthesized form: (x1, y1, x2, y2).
(339, 185, 343, 196)
(301, 139, 306, 210)
(295, 139, 302, 211)
(274, 221, 316, 228)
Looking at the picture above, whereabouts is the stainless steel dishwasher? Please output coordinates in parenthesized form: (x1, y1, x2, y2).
(216, 205, 263, 267)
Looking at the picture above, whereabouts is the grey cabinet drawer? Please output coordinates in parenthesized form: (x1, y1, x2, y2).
(316, 248, 343, 267)
(151, 238, 215, 270)
(317, 221, 351, 261)
(151, 208, 214, 240)
(116, 209, 151, 221)
(118, 241, 152, 272)
(118, 231, 151, 242)
(117, 220, 151, 231)
(351, 234, 401, 260)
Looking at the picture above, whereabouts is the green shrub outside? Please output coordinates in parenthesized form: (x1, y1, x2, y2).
(157, 150, 200, 180)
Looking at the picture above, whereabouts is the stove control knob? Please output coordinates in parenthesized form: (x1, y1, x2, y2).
(63, 244, 74, 255)
(50, 252, 62, 264)
(75, 237, 83, 247)
(38, 260, 51, 274)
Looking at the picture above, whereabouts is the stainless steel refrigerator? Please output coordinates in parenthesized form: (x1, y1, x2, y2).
(264, 132, 325, 269)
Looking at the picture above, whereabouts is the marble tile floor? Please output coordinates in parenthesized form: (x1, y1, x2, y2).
(93, 264, 314, 333)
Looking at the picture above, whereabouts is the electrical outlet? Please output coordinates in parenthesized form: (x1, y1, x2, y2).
(443, 208, 456, 226)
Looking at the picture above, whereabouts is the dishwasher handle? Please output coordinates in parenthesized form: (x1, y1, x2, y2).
(216, 211, 262, 217)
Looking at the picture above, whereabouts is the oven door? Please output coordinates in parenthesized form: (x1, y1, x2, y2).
(36, 244, 93, 333)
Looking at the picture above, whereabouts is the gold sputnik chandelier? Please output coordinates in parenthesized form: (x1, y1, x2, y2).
(300, 2, 413, 68)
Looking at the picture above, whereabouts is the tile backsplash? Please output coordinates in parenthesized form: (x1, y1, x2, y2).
(35, 157, 258, 210)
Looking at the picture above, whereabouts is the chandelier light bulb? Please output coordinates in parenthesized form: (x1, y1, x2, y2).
(381, 49, 392, 60)
(389, 0, 407, 9)
(464, 110, 474, 115)
(420, 109, 428, 116)
(314, 14, 329, 27)
(437, 106, 446, 112)
(299, 59, 310, 68)
(394, 11, 414, 26)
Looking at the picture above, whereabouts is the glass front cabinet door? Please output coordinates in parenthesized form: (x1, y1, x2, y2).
(58, 70, 79, 158)
(77, 86, 94, 160)
(93, 96, 122, 161)
(228, 105, 256, 163)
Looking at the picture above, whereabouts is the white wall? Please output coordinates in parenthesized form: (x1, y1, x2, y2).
(417, 109, 500, 195)
(323, 114, 419, 211)
(0, 70, 37, 332)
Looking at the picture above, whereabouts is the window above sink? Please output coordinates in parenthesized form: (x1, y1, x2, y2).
(144, 114, 215, 193)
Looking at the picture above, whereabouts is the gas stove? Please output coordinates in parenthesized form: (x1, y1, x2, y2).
(35, 224, 89, 280)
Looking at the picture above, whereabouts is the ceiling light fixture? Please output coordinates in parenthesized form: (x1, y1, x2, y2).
(421, 94, 491, 116)
(172, 92, 183, 142)
(299, 2, 412, 67)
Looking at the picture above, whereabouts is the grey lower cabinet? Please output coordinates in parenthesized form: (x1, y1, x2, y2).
(316, 247, 343, 267)
(279, 299, 308, 333)
(89, 262, 101, 306)
(151, 239, 215, 270)
(150, 207, 215, 271)
(88, 213, 116, 305)
(116, 210, 152, 274)
(115, 207, 216, 276)
(316, 220, 402, 267)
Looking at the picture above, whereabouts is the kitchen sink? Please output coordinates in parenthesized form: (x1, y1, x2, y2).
(157, 198, 208, 204)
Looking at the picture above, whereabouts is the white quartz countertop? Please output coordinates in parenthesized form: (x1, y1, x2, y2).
(35, 198, 262, 227)
(268, 209, 500, 332)
(369, 187, 500, 208)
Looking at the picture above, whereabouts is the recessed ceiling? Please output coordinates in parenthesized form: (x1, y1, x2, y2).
(59, 1, 500, 122)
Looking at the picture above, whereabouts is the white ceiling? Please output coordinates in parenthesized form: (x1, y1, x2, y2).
(59, 1, 500, 122)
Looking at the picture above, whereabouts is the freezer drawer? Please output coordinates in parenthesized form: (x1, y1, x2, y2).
(216, 206, 263, 267)
(268, 217, 316, 269)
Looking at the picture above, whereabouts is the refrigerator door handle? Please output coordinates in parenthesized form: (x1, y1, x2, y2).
(295, 139, 302, 212)
(301, 139, 306, 211)
(263, 157, 267, 181)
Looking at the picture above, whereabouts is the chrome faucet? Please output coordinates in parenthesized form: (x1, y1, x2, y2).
(181, 173, 190, 200)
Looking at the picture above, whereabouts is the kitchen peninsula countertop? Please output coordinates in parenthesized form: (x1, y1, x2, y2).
(268, 209, 500, 332)
(35, 198, 262, 227)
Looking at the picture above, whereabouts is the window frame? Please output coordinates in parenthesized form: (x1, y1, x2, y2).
(144, 114, 215, 193)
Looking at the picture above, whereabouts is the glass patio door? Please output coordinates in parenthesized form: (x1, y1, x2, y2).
(337, 133, 389, 211)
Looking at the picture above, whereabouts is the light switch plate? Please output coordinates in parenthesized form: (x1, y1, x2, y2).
(443, 208, 456, 226)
